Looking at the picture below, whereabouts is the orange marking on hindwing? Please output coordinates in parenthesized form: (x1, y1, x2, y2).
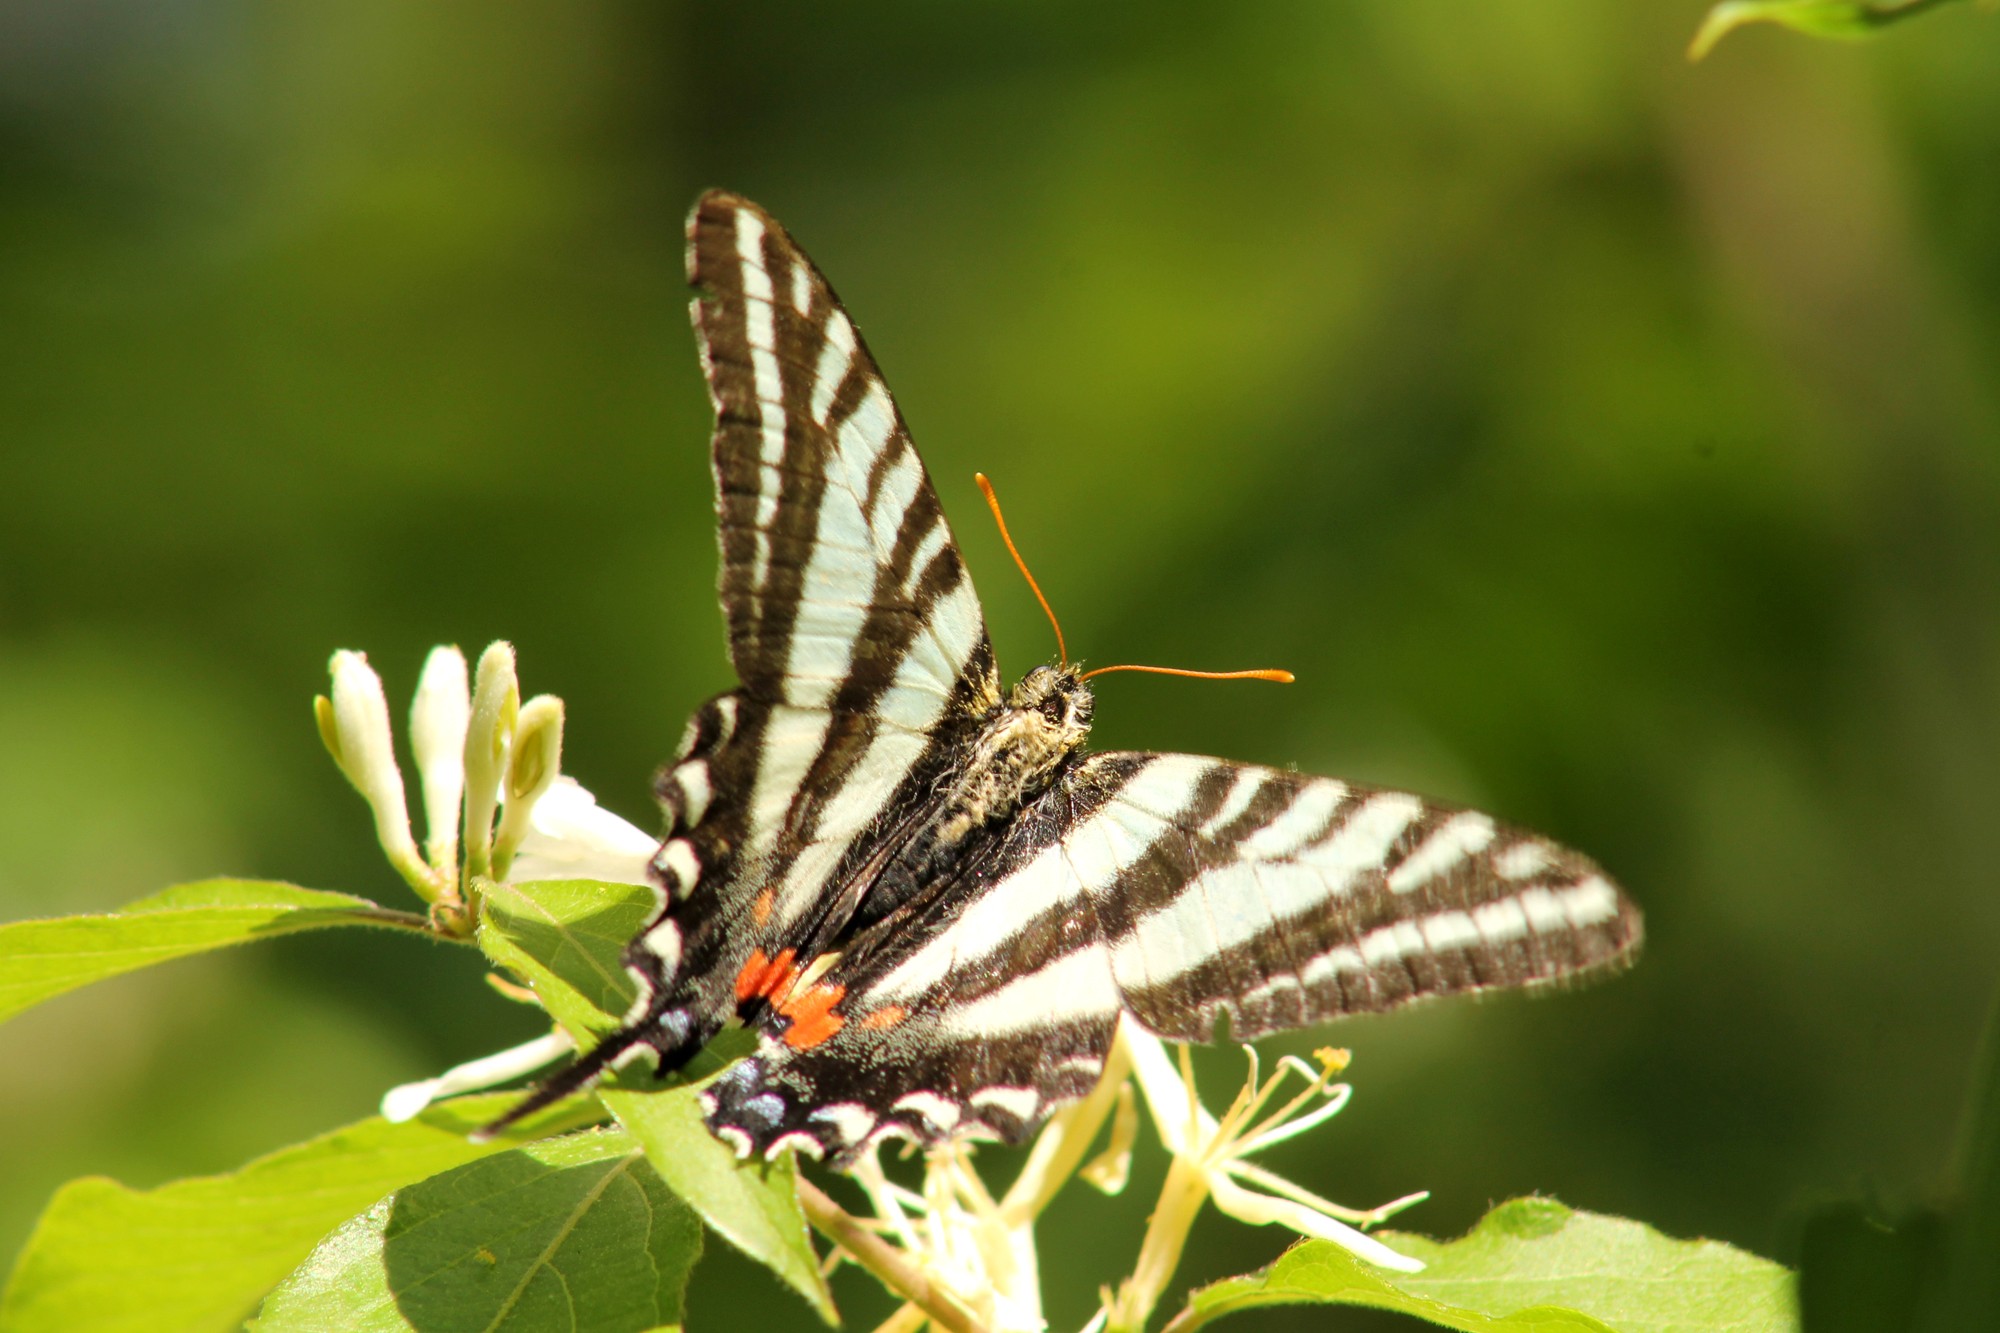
(860, 1006, 906, 1030)
(780, 981, 848, 1050)
(752, 887, 776, 926)
(733, 947, 798, 1004)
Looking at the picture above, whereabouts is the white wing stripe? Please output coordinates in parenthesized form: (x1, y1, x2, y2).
(1296, 790, 1424, 884)
(811, 334, 851, 425)
(872, 839, 1078, 999)
(941, 945, 1122, 1038)
(1495, 840, 1555, 880)
(1239, 780, 1345, 860)
(1387, 811, 1496, 894)
(745, 705, 832, 860)
(1200, 765, 1265, 836)
(871, 761, 1200, 1003)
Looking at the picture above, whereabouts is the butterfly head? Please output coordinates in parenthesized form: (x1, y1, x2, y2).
(1006, 663, 1095, 750)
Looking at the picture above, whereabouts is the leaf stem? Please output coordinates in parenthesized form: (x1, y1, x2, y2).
(795, 1176, 990, 1333)
(338, 904, 462, 937)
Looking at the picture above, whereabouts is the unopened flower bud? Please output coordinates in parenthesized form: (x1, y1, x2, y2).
(492, 694, 564, 879)
(320, 650, 436, 900)
(461, 641, 519, 880)
(410, 646, 470, 879)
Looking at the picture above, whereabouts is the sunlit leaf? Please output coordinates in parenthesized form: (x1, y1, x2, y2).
(1172, 1197, 1797, 1333)
(1689, 0, 1966, 59)
(603, 1084, 836, 1326)
(249, 1126, 698, 1333)
(476, 878, 653, 1041)
(0, 879, 433, 1028)
(0, 1094, 602, 1333)
(477, 878, 830, 1319)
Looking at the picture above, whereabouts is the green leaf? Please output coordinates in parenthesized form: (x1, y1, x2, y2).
(0, 879, 433, 1029)
(0, 1094, 602, 1333)
(603, 1084, 836, 1326)
(1688, 0, 1966, 59)
(1173, 1197, 1797, 1333)
(476, 878, 654, 1041)
(477, 878, 830, 1320)
(250, 1126, 699, 1333)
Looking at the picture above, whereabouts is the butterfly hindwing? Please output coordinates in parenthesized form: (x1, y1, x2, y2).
(702, 751, 1639, 1162)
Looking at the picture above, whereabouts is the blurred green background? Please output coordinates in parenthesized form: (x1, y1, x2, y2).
(3, 2, 1998, 1328)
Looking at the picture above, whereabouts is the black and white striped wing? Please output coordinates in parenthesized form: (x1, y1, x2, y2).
(702, 751, 1640, 1161)
(675, 192, 1001, 944)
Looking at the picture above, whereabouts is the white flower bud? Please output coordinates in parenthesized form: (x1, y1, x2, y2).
(410, 646, 470, 879)
(379, 1029, 574, 1124)
(492, 694, 564, 879)
(321, 650, 435, 899)
(461, 641, 519, 880)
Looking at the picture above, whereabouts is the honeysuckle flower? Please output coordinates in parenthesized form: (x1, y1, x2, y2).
(319, 641, 653, 918)
(506, 775, 660, 887)
(1116, 1014, 1428, 1317)
(491, 693, 564, 879)
(849, 1146, 1046, 1333)
(409, 645, 470, 878)
(380, 1029, 576, 1124)
(316, 650, 439, 900)
(461, 641, 519, 881)
(313, 640, 659, 1120)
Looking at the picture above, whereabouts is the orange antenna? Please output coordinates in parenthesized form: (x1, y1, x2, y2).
(1078, 664, 1294, 684)
(975, 472, 1293, 689)
(976, 472, 1067, 664)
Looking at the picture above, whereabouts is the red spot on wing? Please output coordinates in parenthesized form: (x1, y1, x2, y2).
(860, 1005, 906, 1030)
(733, 947, 798, 1004)
(752, 887, 775, 926)
(779, 982, 848, 1050)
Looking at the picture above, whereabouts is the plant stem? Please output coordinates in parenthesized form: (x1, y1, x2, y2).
(1107, 1156, 1211, 1333)
(868, 1304, 931, 1333)
(346, 904, 460, 936)
(795, 1176, 990, 1333)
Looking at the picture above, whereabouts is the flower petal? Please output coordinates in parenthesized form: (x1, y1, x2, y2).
(1209, 1174, 1425, 1273)
(379, 1029, 574, 1122)
(1122, 1018, 1215, 1157)
(505, 777, 659, 887)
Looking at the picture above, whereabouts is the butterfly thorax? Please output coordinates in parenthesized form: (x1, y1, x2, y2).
(854, 664, 1093, 928)
(940, 664, 1094, 839)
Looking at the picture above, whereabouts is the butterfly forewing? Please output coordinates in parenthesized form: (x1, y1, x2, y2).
(678, 193, 1002, 922)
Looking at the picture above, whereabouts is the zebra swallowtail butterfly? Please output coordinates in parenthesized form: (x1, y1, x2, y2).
(483, 191, 1642, 1163)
